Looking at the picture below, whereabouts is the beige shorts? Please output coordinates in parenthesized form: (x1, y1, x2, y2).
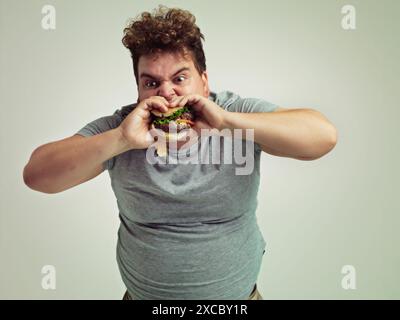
(122, 284, 263, 300)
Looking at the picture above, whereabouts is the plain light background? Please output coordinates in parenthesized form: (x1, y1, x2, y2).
(1, 0, 399, 299)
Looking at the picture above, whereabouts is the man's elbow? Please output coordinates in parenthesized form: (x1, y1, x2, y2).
(23, 164, 37, 190)
(23, 165, 58, 194)
(320, 125, 338, 158)
(297, 126, 338, 161)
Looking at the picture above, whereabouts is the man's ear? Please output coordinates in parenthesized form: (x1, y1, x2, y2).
(201, 71, 210, 97)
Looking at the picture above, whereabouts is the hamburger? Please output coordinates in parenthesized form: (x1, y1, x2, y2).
(150, 105, 196, 142)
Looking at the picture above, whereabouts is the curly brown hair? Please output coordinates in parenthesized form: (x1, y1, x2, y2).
(122, 5, 206, 85)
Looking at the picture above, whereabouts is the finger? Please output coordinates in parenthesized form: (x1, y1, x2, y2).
(175, 96, 189, 108)
(157, 96, 170, 112)
(147, 97, 169, 112)
(151, 104, 169, 113)
(187, 95, 202, 109)
(181, 95, 202, 110)
(169, 96, 184, 108)
(156, 96, 170, 106)
(135, 108, 151, 119)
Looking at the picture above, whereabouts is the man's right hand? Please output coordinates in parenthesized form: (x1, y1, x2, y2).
(118, 96, 170, 150)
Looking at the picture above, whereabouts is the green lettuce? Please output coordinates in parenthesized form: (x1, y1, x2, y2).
(153, 106, 191, 125)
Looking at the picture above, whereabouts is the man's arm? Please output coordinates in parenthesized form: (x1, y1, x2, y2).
(223, 107, 337, 160)
(23, 128, 131, 194)
(23, 96, 172, 194)
(164, 94, 337, 161)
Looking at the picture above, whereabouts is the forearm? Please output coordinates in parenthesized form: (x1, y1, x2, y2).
(222, 108, 337, 160)
(23, 128, 131, 193)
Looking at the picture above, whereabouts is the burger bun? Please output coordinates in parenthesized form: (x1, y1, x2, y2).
(150, 105, 185, 118)
(150, 123, 191, 142)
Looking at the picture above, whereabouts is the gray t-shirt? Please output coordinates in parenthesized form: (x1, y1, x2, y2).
(76, 91, 277, 299)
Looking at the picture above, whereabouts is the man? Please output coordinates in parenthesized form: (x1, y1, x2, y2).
(23, 6, 337, 300)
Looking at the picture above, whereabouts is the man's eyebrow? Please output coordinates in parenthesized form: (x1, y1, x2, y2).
(139, 67, 191, 80)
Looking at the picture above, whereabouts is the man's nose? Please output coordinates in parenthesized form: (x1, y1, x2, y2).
(157, 81, 176, 102)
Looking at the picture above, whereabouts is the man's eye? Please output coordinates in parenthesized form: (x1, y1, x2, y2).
(145, 81, 158, 88)
(175, 75, 186, 83)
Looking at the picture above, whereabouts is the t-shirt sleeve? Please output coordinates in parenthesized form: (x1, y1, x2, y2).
(218, 91, 279, 153)
(75, 112, 122, 171)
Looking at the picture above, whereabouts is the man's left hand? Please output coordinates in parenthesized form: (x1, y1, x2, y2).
(169, 94, 228, 133)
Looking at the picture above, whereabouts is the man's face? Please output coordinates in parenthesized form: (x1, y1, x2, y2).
(137, 50, 209, 103)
